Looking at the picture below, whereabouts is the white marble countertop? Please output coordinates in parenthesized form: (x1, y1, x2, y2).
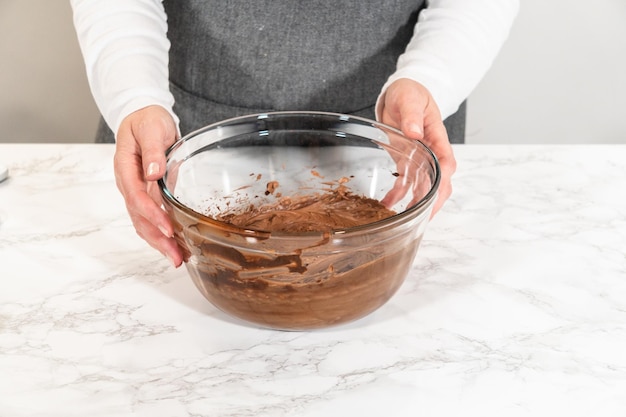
(1, 143, 625, 417)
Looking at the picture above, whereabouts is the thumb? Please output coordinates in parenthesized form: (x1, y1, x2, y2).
(131, 107, 178, 181)
(397, 96, 425, 141)
(383, 79, 429, 140)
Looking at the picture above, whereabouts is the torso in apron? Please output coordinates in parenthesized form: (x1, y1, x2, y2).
(162, 0, 425, 134)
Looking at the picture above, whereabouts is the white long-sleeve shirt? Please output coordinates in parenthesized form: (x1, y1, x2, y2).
(70, 0, 519, 137)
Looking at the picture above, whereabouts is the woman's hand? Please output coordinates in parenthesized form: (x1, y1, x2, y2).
(378, 78, 457, 216)
(114, 105, 183, 267)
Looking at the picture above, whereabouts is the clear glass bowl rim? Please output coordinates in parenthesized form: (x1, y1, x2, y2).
(158, 111, 441, 237)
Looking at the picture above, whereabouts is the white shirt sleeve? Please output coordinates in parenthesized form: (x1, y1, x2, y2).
(377, 0, 520, 120)
(71, 0, 519, 136)
(70, 0, 178, 137)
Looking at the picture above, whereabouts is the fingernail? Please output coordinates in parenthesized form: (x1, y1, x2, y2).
(407, 122, 423, 136)
(158, 224, 171, 237)
(147, 162, 159, 177)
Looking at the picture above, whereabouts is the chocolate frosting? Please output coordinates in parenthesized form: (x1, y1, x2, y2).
(216, 181, 396, 233)
(169, 176, 419, 330)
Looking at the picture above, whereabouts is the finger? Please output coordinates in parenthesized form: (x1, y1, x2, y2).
(380, 173, 411, 209)
(130, 210, 184, 267)
(397, 98, 426, 141)
(122, 181, 182, 264)
(424, 124, 455, 217)
(408, 92, 455, 217)
(146, 180, 164, 208)
(424, 135, 455, 218)
(131, 109, 177, 182)
(431, 181, 452, 218)
(117, 157, 174, 237)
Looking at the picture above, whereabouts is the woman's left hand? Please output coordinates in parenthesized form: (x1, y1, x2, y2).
(378, 78, 457, 216)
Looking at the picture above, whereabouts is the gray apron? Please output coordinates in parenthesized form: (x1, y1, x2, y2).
(96, 0, 465, 143)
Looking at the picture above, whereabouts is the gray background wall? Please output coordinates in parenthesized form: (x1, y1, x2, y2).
(466, 0, 626, 144)
(1, 0, 625, 144)
(0, 0, 99, 143)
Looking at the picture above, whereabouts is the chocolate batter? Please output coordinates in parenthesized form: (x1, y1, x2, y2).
(170, 176, 421, 330)
(215, 179, 396, 233)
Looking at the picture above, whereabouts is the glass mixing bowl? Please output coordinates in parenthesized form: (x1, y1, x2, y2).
(159, 111, 440, 330)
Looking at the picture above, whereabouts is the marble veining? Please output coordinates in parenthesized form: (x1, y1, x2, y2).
(1, 144, 625, 416)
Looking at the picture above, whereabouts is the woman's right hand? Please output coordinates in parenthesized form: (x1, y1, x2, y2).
(114, 105, 183, 267)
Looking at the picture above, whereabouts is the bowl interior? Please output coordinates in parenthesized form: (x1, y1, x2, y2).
(160, 112, 439, 233)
